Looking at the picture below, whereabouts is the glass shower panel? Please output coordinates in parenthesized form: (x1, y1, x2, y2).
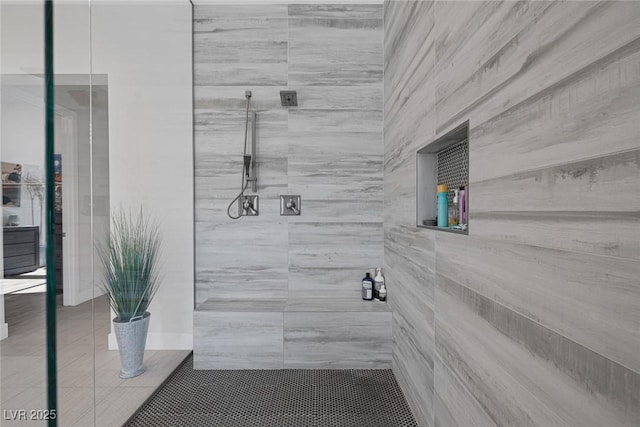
(0, 1, 53, 424)
(52, 0, 96, 423)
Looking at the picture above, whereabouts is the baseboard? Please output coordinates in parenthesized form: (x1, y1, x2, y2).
(0, 322, 8, 340)
(108, 332, 193, 350)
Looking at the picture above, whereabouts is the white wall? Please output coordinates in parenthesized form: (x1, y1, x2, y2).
(92, 2, 193, 350)
(0, 1, 194, 350)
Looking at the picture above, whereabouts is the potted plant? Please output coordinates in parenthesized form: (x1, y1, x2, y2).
(99, 208, 162, 378)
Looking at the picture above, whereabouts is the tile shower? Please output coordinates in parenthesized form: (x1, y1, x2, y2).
(193, 4, 387, 369)
(192, 2, 640, 427)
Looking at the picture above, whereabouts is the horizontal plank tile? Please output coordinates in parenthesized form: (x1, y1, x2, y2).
(438, 273, 640, 422)
(288, 222, 383, 269)
(436, 277, 636, 426)
(284, 312, 391, 368)
(193, 32, 286, 64)
(288, 4, 382, 20)
(194, 63, 287, 87)
(288, 109, 383, 133)
(288, 267, 374, 299)
(471, 211, 640, 260)
(436, 232, 640, 373)
(291, 85, 382, 111)
(194, 4, 287, 23)
(194, 312, 283, 369)
(470, 47, 640, 182)
(435, 2, 640, 134)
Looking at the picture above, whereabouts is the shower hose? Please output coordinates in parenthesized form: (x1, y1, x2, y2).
(226, 93, 252, 220)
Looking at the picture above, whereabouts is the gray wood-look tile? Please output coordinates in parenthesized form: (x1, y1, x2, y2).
(288, 109, 383, 134)
(291, 85, 382, 111)
(391, 311, 435, 427)
(288, 222, 383, 270)
(434, 2, 640, 135)
(433, 354, 497, 427)
(196, 298, 286, 312)
(438, 274, 640, 422)
(384, 1, 640, 426)
(288, 4, 383, 20)
(468, 149, 640, 259)
(194, 63, 288, 87)
(287, 267, 374, 301)
(471, 212, 640, 261)
(436, 231, 640, 374)
(436, 277, 636, 427)
(194, 2, 386, 371)
(194, 4, 288, 23)
(193, 32, 287, 65)
(471, 149, 640, 214)
(284, 297, 391, 313)
(470, 47, 640, 183)
(288, 13, 382, 86)
(283, 312, 391, 369)
(194, 2, 383, 314)
(194, 311, 284, 369)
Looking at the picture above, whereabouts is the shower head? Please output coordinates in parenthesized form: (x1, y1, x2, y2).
(280, 90, 297, 107)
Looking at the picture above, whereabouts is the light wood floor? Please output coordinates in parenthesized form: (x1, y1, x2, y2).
(0, 291, 189, 426)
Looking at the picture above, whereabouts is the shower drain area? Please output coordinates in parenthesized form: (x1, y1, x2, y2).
(125, 355, 418, 427)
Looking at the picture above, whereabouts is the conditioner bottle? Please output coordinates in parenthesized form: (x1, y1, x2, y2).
(374, 268, 385, 300)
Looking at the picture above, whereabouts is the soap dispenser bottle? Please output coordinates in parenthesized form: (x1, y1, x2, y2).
(378, 284, 387, 302)
(374, 268, 385, 300)
(362, 272, 373, 301)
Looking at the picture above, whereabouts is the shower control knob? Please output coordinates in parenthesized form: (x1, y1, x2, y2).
(280, 195, 301, 216)
(240, 195, 259, 216)
(286, 199, 299, 215)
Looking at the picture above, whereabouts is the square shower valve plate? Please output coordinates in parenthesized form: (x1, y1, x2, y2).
(240, 195, 259, 216)
(280, 195, 301, 216)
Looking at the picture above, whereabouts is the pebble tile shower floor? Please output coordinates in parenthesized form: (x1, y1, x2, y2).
(125, 355, 418, 426)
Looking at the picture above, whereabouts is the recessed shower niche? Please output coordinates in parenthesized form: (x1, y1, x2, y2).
(417, 121, 469, 234)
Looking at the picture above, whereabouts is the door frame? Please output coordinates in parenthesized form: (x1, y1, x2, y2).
(54, 104, 83, 306)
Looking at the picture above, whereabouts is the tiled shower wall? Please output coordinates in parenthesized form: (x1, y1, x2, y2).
(384, 1, 640, 426)
(194, 4, 383, 304)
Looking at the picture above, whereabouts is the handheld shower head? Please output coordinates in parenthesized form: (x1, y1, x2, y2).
(243, 155, 252, 176)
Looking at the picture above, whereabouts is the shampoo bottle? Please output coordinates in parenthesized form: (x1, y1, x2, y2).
(362, 272, 373, 301)
(437, 184, 449, 227)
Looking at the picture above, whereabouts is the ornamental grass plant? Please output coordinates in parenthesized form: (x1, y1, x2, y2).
(99, 208, 162, 323)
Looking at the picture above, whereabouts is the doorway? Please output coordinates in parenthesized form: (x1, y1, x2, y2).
(54, 81, 109, 306)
